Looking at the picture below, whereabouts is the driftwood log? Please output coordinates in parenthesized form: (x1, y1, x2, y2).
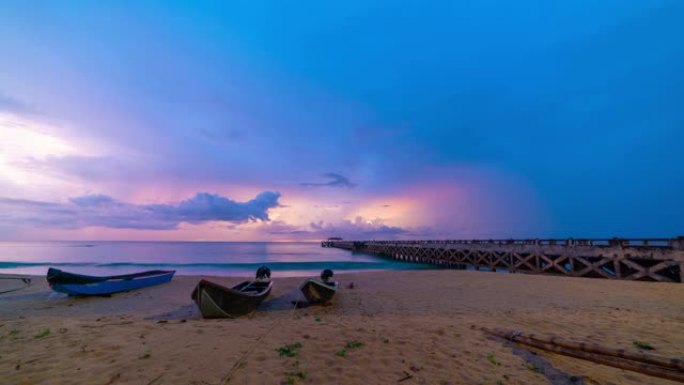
(481, 327, 684, 383)
(483, 327, 683, 371)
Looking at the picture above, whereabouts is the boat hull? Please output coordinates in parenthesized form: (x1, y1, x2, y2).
(300, 279, 338, 304)
(192, 279, 272, 318)
(47, 268, 175, 296)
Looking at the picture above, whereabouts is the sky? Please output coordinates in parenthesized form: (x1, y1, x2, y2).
(0, 1, 682, 241)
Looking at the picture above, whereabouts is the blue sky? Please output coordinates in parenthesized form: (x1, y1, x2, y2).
(0, 1, 682, 240)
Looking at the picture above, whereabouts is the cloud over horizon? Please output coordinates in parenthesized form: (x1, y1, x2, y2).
(0, 192, 281, 230)
(262, 216, 410, 240)
(310, 217, 408, 239)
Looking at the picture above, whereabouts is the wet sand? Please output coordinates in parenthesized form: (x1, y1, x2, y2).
(0, 270, 682, 385)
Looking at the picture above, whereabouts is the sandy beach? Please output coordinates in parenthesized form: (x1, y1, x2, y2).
(1, 270, 682, 385)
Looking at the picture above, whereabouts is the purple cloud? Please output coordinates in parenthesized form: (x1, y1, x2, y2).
(260, 216, 410, 239)
(0, 94, 35, 115)
(150, 192, 280, 224)
(18, 155, 147, 183)
(300, 173, 356, 188)
(0, 192, 280, 230)
(307, 217, 408, 239)
(70, 194, 116, 207)
(262, 220, 313, 235)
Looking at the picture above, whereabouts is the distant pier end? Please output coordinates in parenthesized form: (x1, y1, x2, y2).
(321, 238, 684, 283)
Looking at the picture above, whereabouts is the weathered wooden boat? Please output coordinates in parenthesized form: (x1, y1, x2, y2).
(0, 275, 32, 294)
(46, 268, 175, 296)
(300, 269, 339, 304)
(192, 266, 272, 318)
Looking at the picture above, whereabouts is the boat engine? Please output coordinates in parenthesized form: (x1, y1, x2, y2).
(321, 269, 334, 282)
(256, 265, 271, 280)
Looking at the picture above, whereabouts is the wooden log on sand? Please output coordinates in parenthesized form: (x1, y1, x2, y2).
(482, 327, 683, 371)
(481, 327, 684, 383)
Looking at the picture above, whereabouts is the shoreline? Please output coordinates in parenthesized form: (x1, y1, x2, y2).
(1, 270, 682, 384)
(0, 264, 437, 280)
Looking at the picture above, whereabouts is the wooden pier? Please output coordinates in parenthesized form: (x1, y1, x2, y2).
(322, 238, 684, 283)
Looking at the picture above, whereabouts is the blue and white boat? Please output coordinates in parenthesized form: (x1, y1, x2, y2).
(47, 267, 175, 296)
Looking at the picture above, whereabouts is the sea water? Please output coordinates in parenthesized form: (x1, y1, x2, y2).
(0, 241, 434, 277)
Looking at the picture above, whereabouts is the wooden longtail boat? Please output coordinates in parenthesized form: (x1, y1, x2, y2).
(46, 268, 175, 296)
(191, 266, 272, 318)
(0, 275, 32, 294)
(300, 269, 339, 304)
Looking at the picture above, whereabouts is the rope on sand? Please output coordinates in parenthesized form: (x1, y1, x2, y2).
(0, 278, 32, 294)
(218, 300, 299, 384)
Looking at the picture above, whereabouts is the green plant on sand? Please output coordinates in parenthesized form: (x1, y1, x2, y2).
(345, 340, 363, 349)
(633, 340, 654, 350)
(486, 353, 500, 366)
(336, 339, 364, 357)
(33, 329, 50, 339)
(276, 342, 303, 357)
(286, 371, 306, 380)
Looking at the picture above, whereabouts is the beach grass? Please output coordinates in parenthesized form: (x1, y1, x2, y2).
(33, 329, 50, 339)
(276, 342, 303, 358)
(632, 340, 654, 350)
(486, 353, 500, 366)
(345, 340, 363, 349)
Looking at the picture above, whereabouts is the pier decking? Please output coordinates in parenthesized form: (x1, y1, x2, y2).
(322, 238, 684, 283)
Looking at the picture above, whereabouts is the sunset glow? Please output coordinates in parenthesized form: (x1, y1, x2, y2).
(1, 1, 682, 241)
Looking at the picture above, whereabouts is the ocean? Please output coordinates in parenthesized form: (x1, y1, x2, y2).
(0, 241, 434, 277)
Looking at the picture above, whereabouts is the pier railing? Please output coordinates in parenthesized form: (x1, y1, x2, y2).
(322, 238, 684, 283)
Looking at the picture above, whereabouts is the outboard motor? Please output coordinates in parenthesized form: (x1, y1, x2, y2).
(256, 265, 271, 280)
(320, 269, 334, 282)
